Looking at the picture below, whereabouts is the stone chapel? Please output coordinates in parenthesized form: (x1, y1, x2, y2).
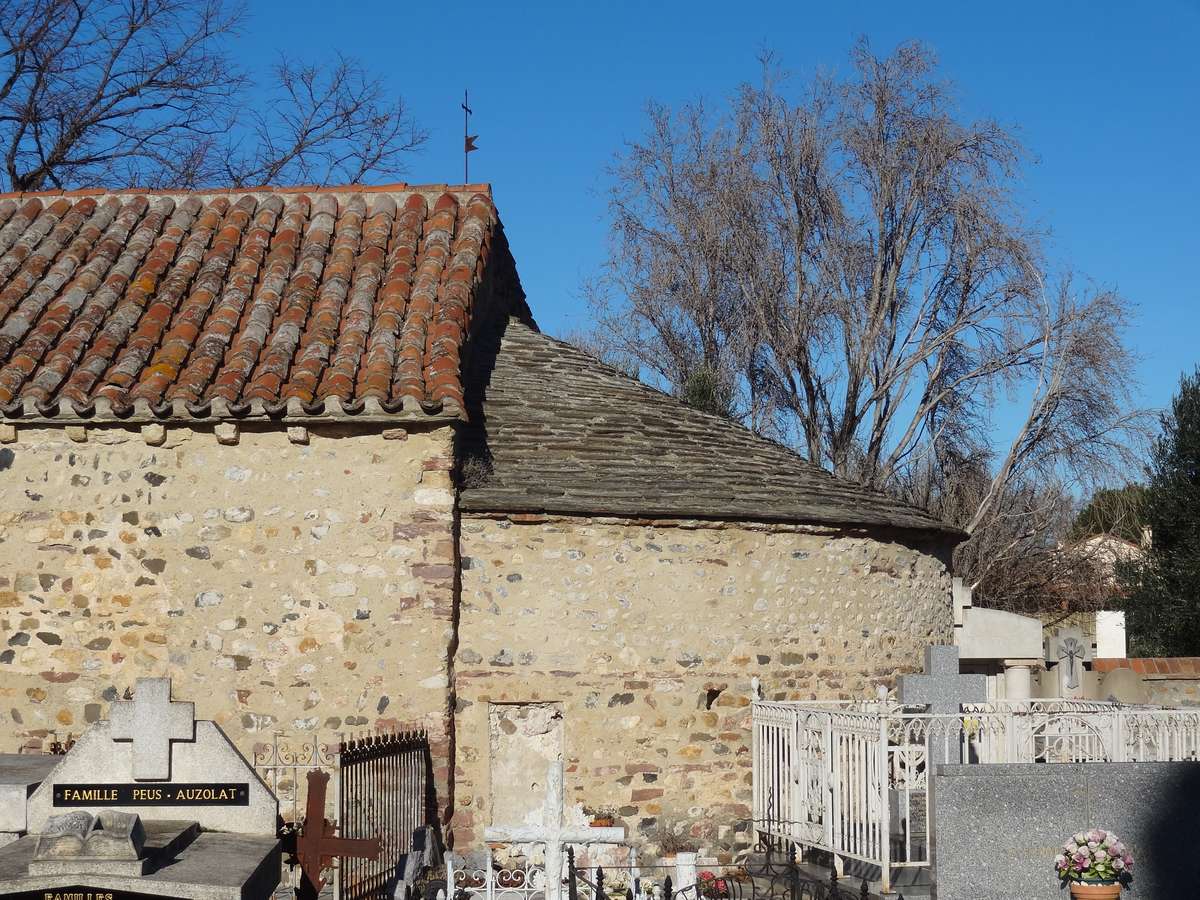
(0, 184, 962, 853)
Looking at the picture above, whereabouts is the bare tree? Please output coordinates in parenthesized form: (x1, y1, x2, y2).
(922, 461, 1120, 617)
(0, 0, 424, 192)
(223, 54, 426, 188)
(582, 40, 1150, 606)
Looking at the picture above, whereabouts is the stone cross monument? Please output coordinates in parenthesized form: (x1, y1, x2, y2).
(108, 678, 196, 780)
(0, 676, 283, 899)
(898, 645, 988, 765)
(25, 676, 276, 835)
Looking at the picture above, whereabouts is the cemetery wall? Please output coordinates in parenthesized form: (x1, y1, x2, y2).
(452, 513, 954, 855)
(1094, 658, 1200, 707)
(0, 423, 457, 800)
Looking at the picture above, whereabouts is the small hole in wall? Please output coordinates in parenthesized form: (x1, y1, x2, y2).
(705, 688, 723, 710)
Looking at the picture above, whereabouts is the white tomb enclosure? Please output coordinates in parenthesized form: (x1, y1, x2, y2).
(952, 577, 1046, 700)
(751, 671, 1200, 892)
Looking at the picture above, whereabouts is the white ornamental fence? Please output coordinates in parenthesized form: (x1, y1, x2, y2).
(751, 699, 1200, 893)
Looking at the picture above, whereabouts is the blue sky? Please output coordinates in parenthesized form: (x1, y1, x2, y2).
(239, 0, 1199, 427)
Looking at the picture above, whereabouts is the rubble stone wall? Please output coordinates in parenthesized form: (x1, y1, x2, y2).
(0, 423, 457, 807)
(452, 513, 954, 857)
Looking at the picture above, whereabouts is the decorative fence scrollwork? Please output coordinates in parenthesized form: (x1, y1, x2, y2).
(753, 699, 1200, 895)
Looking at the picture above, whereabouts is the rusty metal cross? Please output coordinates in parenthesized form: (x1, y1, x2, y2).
(296, 769, 381, 900)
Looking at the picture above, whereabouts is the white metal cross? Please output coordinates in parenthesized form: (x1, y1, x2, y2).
(108, 677, 195, 780)
(484, 761, 624, 900)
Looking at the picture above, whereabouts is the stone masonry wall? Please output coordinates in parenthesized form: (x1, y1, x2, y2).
(453, 514, 953, 857)
(0, 423, 457, 812)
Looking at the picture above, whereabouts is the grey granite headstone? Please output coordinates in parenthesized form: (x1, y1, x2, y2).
(898, 646, 987, 766)
(1045, 626, 1092, 696)
(899, 646, 988, 715)
(933, 761, 1200, 900)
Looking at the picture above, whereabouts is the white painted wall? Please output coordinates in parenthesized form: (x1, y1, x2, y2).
(1096, 610, 1128, 659)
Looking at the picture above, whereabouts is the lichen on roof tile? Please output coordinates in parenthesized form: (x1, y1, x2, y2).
(0, 183, 519, 422)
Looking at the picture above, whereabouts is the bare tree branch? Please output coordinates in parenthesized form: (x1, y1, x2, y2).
(580, 38, 1151, 611)
(223, 54, 427, 188)
(0, 0, 426, 191)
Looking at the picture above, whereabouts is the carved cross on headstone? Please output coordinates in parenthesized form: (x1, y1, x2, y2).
(1058, 636, 1085, 689)
(898, 646, 987, 766)
(484, 761, 624, 900)
(1046, 627, 1091, 694)
(108, 677, 195, 780)
(296, 770, 380, 900)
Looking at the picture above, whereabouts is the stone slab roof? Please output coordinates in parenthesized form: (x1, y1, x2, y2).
(0, 183, 519, 424)
(459, 318, 963, 537)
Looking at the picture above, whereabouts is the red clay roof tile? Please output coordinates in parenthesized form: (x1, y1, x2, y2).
(1095, 658, 1200, 676)
(0, 184, 510, 422)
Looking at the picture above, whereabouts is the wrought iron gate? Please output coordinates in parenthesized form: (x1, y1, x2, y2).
(337, 730, 436, 900)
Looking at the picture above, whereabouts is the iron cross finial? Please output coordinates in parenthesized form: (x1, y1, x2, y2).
(462, 90, 478, 182)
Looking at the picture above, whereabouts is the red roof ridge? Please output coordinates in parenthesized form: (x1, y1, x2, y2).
(0, 182, 493, 202)
(1093, 657, 1200, 676)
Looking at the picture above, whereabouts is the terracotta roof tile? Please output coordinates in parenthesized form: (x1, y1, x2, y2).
(1095, 658, 1200, 677)
(0, 184, 514, 422)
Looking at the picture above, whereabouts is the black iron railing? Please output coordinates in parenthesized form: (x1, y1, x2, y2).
(337, 730, 435, 900)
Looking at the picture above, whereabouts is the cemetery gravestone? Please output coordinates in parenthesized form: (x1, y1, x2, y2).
(1045, 626, 1092, 699)
(0, 754, 59, 846)
(896, 644, 988, 884)
(25, 677, 274, 834)
(484, 760, 625, 900)
(934, 761, 1200, 899)
(0, 677, 282, 900)
(898, 645, 987, 765)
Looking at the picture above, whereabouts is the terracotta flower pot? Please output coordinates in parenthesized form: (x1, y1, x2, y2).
(1069, 882, 1121, 899)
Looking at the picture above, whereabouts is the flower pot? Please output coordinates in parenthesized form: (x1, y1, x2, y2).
(1069, 882, 1121, 899)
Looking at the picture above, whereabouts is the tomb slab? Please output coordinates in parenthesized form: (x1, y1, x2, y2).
(0, 754, 60, 833)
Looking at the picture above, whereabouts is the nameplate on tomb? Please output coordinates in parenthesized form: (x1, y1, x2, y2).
(6, 888, 182, 900)
(52, 783, 249, 807)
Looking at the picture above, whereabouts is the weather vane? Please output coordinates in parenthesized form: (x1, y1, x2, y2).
(462, 90, 478, 182)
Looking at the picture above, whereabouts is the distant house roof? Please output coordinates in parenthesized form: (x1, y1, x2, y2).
(459, 317, 963, 538)
(0, 183, 521, 424)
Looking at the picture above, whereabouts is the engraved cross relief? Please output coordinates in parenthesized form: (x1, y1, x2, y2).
(108, 678, 195, 780)
(1058, 636, 1085, 690)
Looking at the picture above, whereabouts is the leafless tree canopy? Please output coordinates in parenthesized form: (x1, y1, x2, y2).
(0, 0, 425, 191)
(583, 40, 1149, 609)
